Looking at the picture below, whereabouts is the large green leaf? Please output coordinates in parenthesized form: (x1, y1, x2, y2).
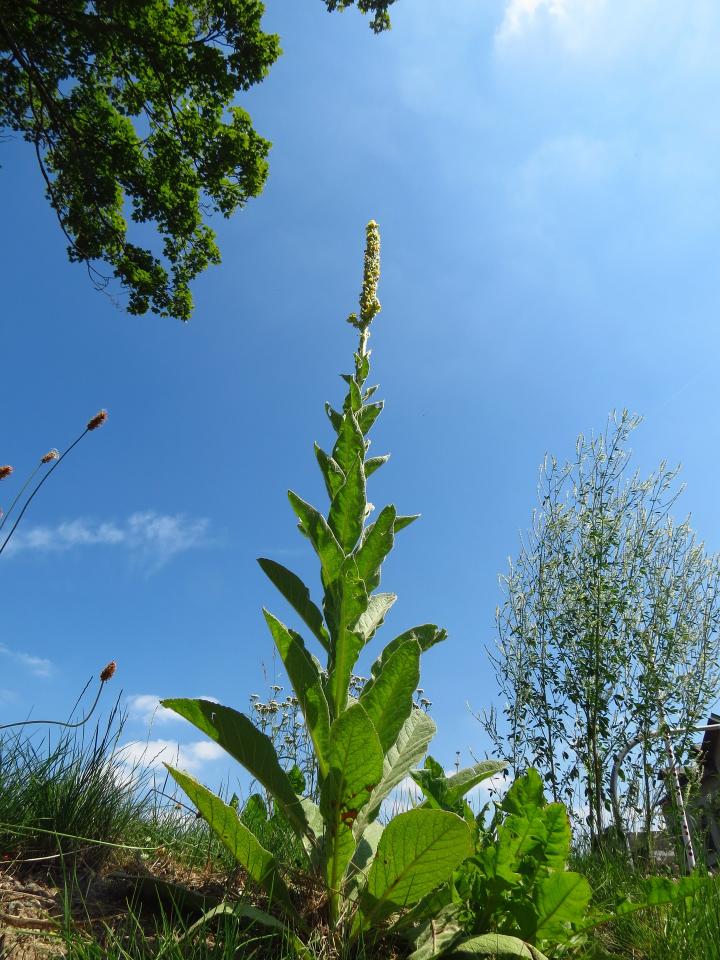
(360, 638, 420, 752)
(361, 809, 472, 924)
(501, 768, 545, 817)
(355, 708, 437, 836)
(365, 454, 389, 477)
(320, 703, 384, 896)
(328, 454, 366, 552)
(257, 558, 330, 652)
(539, 804, 571, 869)
(161, 699, 309, 839)
(408, 904, 463, 960)
(531, 871, 592, 942)
(355, 504, 396, 592)
(325, 402, 343, 433)
(352, 592, 397, 644)
(165, 766, 296, 918)
(349, 820, 384, 887)
(366, 624, 447, 693)
(332, 410, 365, 475)
(394, 514, 420, 532)
(262, 610, 330, 777)
(390, 882, 454, 934)
(450, 934, 549, 959)
(341, 374, 363, 414)
(358, 401, 383, 435)
(314, 444, 345, 501)
(288, 491, 344, 586)
(325, 557, 369, 716)
(355, 352, 370, 384)
(444, 761, 507, 807)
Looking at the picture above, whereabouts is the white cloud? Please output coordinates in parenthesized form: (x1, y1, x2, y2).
(120, 738, 226, 773)
(497, 0, 570, 41)
(0, 644, 52, 678)
(5, 511, 210, 570)
(126, 693, 219, 727)
(495, 0, 719, 68)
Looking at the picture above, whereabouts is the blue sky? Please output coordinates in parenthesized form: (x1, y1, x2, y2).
(3, 0, 720, 789)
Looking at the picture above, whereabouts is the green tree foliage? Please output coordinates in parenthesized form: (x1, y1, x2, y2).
(322, 0, 399, 34)
(0, 1, 394, 321)
(484, 412, 720, 849)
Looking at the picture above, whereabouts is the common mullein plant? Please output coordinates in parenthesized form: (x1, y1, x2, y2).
(162, 223, 503, 951)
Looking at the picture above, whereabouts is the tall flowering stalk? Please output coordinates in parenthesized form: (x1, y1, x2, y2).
(162, 223, 503, 946)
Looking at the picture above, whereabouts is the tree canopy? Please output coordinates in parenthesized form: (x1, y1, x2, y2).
(0, 1, 396, 321)
(484, 412, 720, 849)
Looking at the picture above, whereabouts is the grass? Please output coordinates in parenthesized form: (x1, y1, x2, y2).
(573, 849, 720, 960)
(0, 696, 150, 872)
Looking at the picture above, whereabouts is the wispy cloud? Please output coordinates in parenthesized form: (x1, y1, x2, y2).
(120, 738, 225, 773)
(497, 0, 570, 42)
(5, 511, 210, 570)
(0, 644, 52, 678)
(126, 693, 219, 727)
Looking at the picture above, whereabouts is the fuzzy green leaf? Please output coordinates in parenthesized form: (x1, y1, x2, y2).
(356, 708, 437, 836)
(288, 491, 344, 586)
(324, 557, 370, 715)
(362, 809, 472, 924)
(165, 766, 296, 917)
(365, 454, 389, 477)
(360, 638, 421, 752)
(341, 375, 363, 413)
(366, 624, 447, 692)
(257, 558, 330, 652)
(352, 592, 397, 644)
(355, 352, 370, 384)
(328, 455, 366, 552)
(332, 411, 365, 476)
(395, 514, 420, 532)
(445, 761, 507, 806)
(358, 401, 384, 435)
(355, 504, 396, 591)
(325, 403, 343, 433)
(161, 699, 309, 840)
(314, 444, 345, 501)
(262, 610, 331, 777)
(321, 703, 384, 897)
(349, 820, 384, 890)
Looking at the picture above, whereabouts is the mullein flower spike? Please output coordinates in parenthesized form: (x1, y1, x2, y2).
(359, 219, 381, 325)
(347, 220, 381, 337)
